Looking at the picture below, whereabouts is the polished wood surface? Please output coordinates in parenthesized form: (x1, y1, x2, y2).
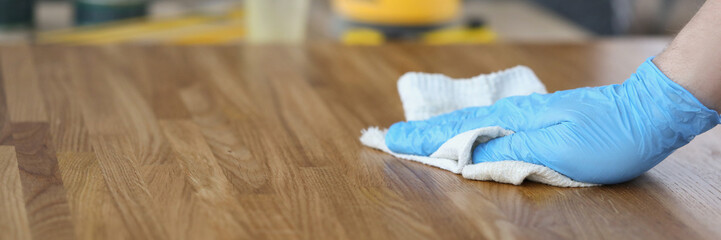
(1, 40, 720, 239)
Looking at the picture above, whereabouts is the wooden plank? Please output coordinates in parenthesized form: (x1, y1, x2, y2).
(159, 120, 249, 239)
(88, 134, 169, 240)
(66, 47, 170, 240)
(131, 46, 192, 119)
(180, 47, 275, 194)
(91, 47, 234, 239)
(32, 46, 92, 153)
(57, 152, 131, 240)
(0, 146, 32, 240)
(0, 62, 13, 145)
(0, 46, 48, 122)
(159, 120, 232, 201)
(12, 122, 76, 240)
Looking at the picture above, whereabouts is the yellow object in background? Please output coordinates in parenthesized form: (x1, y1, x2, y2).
(423, 26, 497, 45)
(341, 28, 385, 45)
(37, 9, 245, 45)
(39, 16, 217, 44)
(341, 26, 497, 45)
(171, 22, 245, 45)
(332, 0, 497, 45)
(333, 0, 460, 26)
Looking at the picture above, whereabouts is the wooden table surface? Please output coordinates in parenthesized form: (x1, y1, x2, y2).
(1, 39, 720, 240)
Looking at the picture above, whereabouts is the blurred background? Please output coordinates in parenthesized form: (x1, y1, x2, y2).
(0, 0, 705, 45)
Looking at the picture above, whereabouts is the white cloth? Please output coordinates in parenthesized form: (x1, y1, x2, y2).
(360, 66, 597, 187)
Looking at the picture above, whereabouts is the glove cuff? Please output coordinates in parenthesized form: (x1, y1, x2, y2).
(632, 57, 720, 136)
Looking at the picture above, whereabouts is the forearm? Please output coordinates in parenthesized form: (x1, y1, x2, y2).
(653, 0, 721, 111)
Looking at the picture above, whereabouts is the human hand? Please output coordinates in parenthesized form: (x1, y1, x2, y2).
(385, 58, 720, 184)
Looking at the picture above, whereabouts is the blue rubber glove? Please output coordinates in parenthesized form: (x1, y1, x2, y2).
(385, 58, 720, 184)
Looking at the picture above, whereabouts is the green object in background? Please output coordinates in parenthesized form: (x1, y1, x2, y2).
(75, 0, 149, 26)
(0, 0, 34, 31)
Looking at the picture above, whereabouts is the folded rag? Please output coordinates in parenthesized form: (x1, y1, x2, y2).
(360, 66, 597, 187)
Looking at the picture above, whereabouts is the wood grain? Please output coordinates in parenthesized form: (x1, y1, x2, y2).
(56, 152, 129, 240)
(12, 122, 75, 240)
(0, 46, 48, 122)
(0, 146, 32, 240)
(1, 40, 720, 239)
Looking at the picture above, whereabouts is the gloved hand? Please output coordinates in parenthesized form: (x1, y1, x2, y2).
(385, 58, 720, 184)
